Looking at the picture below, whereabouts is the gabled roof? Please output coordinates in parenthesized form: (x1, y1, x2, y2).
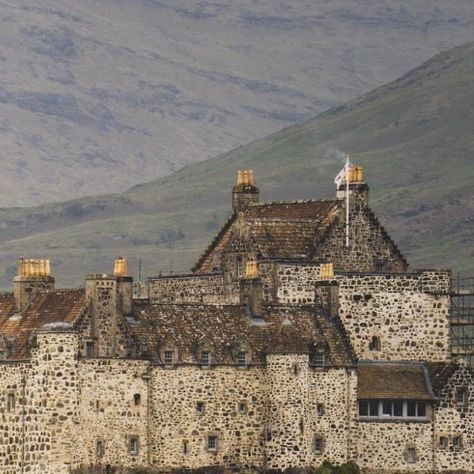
(0, 289, 87, 360)
(357, 362, 437, 400)
(194, 199, 342, 272)
(128, 302, 353, 366)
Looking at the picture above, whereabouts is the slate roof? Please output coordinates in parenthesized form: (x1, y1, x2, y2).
(427, 362, 461, 395)
(129, 302, 354, 366)
(194, 200, 342, 273)
(0, 289, 87, 360)
(357, 362, 437, 400)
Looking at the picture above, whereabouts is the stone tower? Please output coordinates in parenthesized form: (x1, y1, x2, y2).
(232, 169, 259, 213)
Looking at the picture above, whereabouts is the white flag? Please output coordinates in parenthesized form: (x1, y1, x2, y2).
(334, 160, 354, 187)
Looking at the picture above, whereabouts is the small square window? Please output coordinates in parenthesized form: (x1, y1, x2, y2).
(196, 401, 205, 415)
(238, 402, 248, 414)
(439, 436, 448, 449)
(406, 447, 416, 464)
(237, 351, 247, 367)
(317, 403, 324, 416)
(96, 440, 104, 457)
(452, 436, 462, 449)
(207, 435, 218, 452)
(164, 350, 174, 366)
(314, 437, 324, 454)
(129, 437, 139, 455)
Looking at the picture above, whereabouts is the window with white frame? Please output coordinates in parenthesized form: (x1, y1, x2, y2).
(439, 436, 448, 448)
(129, 436, 139, 455)
(311, 352, 325, 369)
(237, 351, 247, 367)
(207, 435, 218, 452)
(406, 447, 416, 464)
(164, 350, 174, 367)
(359, 400, 428, 419)
(200, 350, 211, 367)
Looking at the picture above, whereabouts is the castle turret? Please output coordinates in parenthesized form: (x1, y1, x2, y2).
(13, 257, 55, 311)
(232, 169, 259, 213)
(336, 165, 369, 206)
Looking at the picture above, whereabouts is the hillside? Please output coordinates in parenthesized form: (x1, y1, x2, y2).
(0, 42, 472, 287)
(1, 0, 474, 206)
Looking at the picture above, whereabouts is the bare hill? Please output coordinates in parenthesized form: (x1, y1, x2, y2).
(1, 0, 473, 206)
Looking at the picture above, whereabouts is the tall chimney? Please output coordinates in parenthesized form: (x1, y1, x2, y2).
(113, 257, 133, 316)
(232, 169, 259, 213)
(239, 258, 263, 317)
(13, 257, 55, 311)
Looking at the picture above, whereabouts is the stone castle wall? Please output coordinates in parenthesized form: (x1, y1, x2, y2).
(148, 274, 239, 304)
(315, 205, 407, 273)
(338, 271, 451, 362)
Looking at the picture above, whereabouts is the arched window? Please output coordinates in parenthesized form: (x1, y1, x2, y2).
(369, 336, 381, 351)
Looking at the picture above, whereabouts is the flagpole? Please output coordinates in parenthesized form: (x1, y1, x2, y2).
(345, 154, 350, 248)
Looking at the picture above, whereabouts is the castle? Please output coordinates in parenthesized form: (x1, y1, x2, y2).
(0, 167, 472, 474)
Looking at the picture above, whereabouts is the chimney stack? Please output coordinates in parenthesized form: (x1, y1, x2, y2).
(336, 165, 369, 206)
(13, 257, 55, 311)
(239, 258, 263, 317)
(113, 257, 133, 316)
(232, 169, 259, 213)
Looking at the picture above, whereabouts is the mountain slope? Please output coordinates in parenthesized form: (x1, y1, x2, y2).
(0, 42, 472, 287)
(1, 0, 474, 206)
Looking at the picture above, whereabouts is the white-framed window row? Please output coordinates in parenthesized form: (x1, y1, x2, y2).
(359, 399, 429, 420)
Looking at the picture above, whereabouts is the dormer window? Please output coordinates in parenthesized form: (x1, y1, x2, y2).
(201, 351, 211, 367)
(164, 350, 174, 367)
(238, 351, 247, 367)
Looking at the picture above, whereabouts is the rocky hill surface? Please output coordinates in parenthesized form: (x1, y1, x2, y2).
(1, 0, 473, 206)
(0, 42, 472, 287)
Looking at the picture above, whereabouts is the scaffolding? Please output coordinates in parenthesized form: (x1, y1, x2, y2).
(451, 275, 474, 366)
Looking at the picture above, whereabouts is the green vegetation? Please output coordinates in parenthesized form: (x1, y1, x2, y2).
(0, 43, 472, 287)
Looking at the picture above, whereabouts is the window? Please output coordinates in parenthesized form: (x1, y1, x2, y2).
(369, 336, 381, 351)
(129, 437, 139, 455)
(406, 447, 416, 464)
(452, 436, 462, 449)
(317, 403, 325, 416)
(439, 436, 448, 448)
(237, 351, 247, 367)
(96, 440, 104, 457)
(86, 341, 94, 357)
(456, 388, 467, 406)
(183, 440, 188, 455)
(7, 393, 15, 412)
(164, 350, 174, 367)
(207, 435, 218, 452)
(133, 394, 141, 406)
(238, 402, 248, 414)
(200, 351, 211, 367)
(359, 400, 428, 420)
(196, 401, 205, 415)
(314, 437, 324, 455)
(312, 353, 325, 369)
